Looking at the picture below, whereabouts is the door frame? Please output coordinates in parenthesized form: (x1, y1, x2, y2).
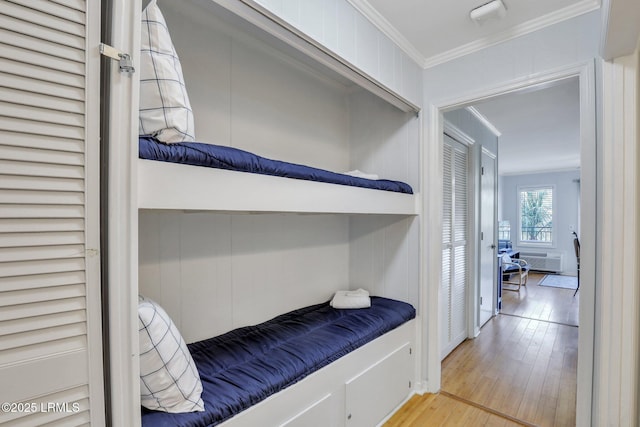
(422, 61, 596, 427)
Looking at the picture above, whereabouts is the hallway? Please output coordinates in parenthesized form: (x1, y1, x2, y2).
(386, 273, 578, 426)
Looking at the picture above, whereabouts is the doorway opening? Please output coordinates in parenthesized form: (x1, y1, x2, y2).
(426, 62, 596, 427)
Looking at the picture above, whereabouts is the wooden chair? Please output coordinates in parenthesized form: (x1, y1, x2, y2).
(501, 253, 530, 291)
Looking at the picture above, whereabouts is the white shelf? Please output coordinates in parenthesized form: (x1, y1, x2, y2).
(137, 159, 418, 215)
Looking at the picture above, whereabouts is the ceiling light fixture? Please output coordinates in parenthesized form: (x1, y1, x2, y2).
(469, 0, 507, 23)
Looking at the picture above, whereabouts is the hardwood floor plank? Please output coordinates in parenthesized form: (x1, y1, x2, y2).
(387, 273, 578, 425)
(384, 392, 528, 427)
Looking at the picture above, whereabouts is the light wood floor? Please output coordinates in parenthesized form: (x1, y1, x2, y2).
(501, 273, 579, 327)
(385, 273, 579, 427)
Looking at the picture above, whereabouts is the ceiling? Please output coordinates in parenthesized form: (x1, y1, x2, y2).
(349, 0, 590, 175)
(350, 0, 601, 68)
(470, 78, 580, 175)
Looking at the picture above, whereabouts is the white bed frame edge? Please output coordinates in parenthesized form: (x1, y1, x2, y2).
(138, 159, 419, 215)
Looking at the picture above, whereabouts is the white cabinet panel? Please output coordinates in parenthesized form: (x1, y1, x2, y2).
(280, 393, 335, 427)
(345, 343, 412, 427)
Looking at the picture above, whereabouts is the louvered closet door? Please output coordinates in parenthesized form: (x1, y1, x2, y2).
(0, 1, 104, 425)
(440, 134, 468, 360)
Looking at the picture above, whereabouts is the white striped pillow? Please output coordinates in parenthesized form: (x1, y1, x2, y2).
(138, 296, 204, 413)
(139, 0, 195, 143)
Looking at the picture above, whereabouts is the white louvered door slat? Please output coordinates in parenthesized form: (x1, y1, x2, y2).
(0, 0, 104, 425)
(0, 0, 86, 38)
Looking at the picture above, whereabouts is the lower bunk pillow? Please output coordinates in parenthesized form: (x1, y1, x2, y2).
(141, 296, 416, 427)
(139, 136, 414, 194)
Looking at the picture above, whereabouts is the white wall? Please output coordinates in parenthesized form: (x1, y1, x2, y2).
(500, 170, 581, 275)
(160, 0, 350, 171)
(254, 0, 423, 107)
(139, 212, 350, 343)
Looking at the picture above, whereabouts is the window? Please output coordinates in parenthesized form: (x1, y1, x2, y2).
(519, 186, 554, 245)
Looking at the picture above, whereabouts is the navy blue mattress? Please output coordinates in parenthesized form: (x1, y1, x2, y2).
(141, 296, 415, 427)
(139, 136, 413, 194)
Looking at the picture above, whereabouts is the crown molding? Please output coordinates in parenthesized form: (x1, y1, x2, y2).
(466, 106, 502, 137)
(346, 0, 600, 69)
(423, 0, 601, 68)
(346, 0, 426, 67)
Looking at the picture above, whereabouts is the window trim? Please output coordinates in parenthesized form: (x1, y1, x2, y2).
(517, 184, 556, 248)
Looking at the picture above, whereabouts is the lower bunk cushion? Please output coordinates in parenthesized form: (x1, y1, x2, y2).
(141, 296, 416, 427)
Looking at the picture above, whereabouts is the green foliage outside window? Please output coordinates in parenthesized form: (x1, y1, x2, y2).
(520, 188, 553, 243)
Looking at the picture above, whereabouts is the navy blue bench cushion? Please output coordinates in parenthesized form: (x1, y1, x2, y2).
(139, 136, 413, 194)
(141, 297, 415, 427)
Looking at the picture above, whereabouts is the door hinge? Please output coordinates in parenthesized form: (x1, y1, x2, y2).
(481, 231, 484, 240)
(100, 43, 135, 75)
(480, 296, 483, 305)
(481, 166, 485, 175)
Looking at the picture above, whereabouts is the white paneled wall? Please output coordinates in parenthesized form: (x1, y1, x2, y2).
(348, 90, 420, 188)
(160, 0, 350, 171)
(254, 0, 423, 106)
(139, 212, 350, 343)
(349, 216, 419, 308)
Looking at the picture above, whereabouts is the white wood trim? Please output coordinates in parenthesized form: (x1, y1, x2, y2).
(422, 0, 601, 68)
(84, 1, 105, 424)
(138, 160, 418, 215)
(466, 107, 502, 137)
(105, 0, 141, 425)
(443, 121, 475, 146)
(424, 104, 443, 392)
(600, 0, 640, 60)
(423, 63, 596, 427)
(596, 51, 639, 426)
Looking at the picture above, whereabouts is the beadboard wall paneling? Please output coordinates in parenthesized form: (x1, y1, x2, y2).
(254, 0, 422, 107)
(159, 0, 350, 172)
(139, 211, 349, 343)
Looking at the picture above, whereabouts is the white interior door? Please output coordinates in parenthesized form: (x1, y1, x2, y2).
(479, 149, 497, 326)
(0, 1, 104, 424)
(441, 135, 468, 359)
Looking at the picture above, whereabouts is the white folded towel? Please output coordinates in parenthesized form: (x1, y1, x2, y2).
(344, 169, 379, 180)
(330, 288, 371, 309)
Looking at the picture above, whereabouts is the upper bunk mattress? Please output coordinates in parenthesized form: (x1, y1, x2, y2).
(141, 296, 416, 427)
(139, 136, 413, 194)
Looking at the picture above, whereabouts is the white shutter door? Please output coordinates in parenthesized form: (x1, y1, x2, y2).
(451, 144, 468, 345)
(441, 135, 468, 359)
(440, 142, 453, 357)
(0, 1, 104, 425)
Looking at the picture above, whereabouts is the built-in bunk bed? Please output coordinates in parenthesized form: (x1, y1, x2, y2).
(135, 1, 422, 426)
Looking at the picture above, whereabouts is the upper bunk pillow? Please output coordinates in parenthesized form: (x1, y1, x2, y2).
(138, 295, 204, 413)
(139, 0, 195, 143)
